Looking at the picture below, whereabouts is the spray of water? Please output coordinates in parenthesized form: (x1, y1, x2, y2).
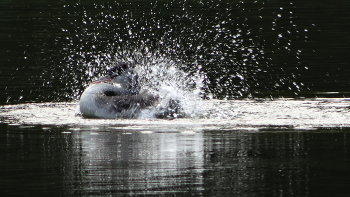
(84, 49, 207, 119)
(137, 63, 202, 118)
(43, 0, 313, 115)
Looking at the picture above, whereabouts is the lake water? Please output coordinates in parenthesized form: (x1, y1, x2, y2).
(2, 116, 350, 196)
(1, 0, 350, 196)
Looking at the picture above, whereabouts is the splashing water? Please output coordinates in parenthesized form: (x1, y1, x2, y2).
(46, 0, 311, 118)
(136, 60, 205, 119)
(44, 0, 311, 107)
(82, 50, 206, 119)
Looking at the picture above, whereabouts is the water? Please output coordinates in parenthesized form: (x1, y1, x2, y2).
(2, 0, 350, 196)
(2, 0, 350, 104)
(2, 123, 350, 196)
(2, 99, 350, 196)
(1, 98, 350, 128)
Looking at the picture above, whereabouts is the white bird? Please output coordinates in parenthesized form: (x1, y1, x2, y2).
(79, 63, 159, 119)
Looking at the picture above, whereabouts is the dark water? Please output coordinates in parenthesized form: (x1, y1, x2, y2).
(1, 0, 350, 104)
(2, 1, 350, 196)
(2, 124, 350, 196)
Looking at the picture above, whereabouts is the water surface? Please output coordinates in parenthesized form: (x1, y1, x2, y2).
(1, 99, 350, 196)
(2, 122, 350, 196)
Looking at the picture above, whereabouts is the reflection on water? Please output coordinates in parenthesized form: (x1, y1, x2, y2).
(76, 131, 204, 195)
(2, 124, 350, 196)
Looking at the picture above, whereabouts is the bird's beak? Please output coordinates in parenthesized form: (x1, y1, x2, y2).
(91, 76, 112, 84)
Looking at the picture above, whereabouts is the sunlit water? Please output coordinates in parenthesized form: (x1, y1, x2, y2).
(1, 98, 350, 129)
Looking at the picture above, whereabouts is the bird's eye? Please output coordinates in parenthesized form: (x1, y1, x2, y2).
(104, 90, 117, 96)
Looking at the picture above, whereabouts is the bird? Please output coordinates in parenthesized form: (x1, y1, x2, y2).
(79, 63, 159, 119)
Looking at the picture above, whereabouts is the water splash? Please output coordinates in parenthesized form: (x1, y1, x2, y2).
(81, 49, 207, 119)
(45, 0, 311, 106)
(135, 58, 206, 118)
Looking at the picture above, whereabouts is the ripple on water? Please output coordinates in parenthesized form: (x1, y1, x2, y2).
(1, 98, 350, 130)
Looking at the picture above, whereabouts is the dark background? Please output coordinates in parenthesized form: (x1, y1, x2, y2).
(1, 0, 350, 104)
